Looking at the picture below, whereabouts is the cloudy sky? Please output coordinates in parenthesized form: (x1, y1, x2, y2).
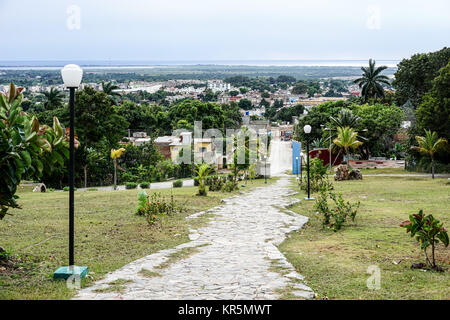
(1, 0, 449, 61)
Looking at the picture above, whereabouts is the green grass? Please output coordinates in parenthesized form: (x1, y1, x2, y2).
(0, 178, 274, 300)
(154, 244, 210, 270)
(92, 279, 134, 294)
(280, 176, 450, 300)
(358, 168, 418, 175)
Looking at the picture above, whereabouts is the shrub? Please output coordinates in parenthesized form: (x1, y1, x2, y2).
(173, 180, 183, 188)
(126, 182, 138, 189)
(63, 186, 77, 191)
(400, 210, 449, 270)
(207, 175, 225, 191)
(314, 185, 360, 231)
(140, 181, 150, 189)
(222, 180, 239, 192)
(136, 191, 184, 225)
(301, 157, 331, 193)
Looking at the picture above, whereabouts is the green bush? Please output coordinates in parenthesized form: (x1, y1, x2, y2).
(126, 182, 138, 189)
(207, 175, 225, 191)
(173, 180, 183, 188)
(222, 180, 239, 192)
(63, 186, 77, 192)
(400, 210, 449, 270)
(140, 181, 150, 189)
(314, 185, 360, 231)
(136, 192, 184, 225)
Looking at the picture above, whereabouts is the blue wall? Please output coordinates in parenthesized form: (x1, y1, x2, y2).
(292, 140, 301, 175)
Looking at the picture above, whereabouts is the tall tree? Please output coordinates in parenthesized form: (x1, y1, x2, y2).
(43, 87, 64, 110)
(393, 47, 450, 107)
(75, 87, 129, 187)
(354, 59, 390, 101)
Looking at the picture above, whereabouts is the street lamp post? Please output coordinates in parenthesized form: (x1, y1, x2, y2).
(54, 64, 88, 280)
(303, 125, 314, 201)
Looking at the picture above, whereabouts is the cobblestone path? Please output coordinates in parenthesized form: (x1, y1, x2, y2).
(74, 176, 313, 300)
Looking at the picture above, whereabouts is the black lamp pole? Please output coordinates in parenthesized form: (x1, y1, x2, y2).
(306, 139, 311, 200)
(68, 87, 75, 266)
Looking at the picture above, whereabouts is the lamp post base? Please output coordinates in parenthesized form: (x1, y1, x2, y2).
(304, 197, 315, 201)
(53, 265, 88, 280)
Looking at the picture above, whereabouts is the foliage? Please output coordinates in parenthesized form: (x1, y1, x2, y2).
(136, 192, 184, 225)
(221, 180, 239, 192)
(400, 210, 449, 269)
(411, 130, 448, 178)
(393, 47, 450, 107)
(139, 181, 150, 189)
(332, 127, 363, 159)
(238, 98, 253, 110)
(415, 62, 450, 145)
(314, 186, 360, 232)
(353, 59, 390, 101)
(42, 88, 64, 110)
(125, 182, 138, 189)
(0, 83, 71, 219)
(172, 180, 183, 188)
(300, 157, 332, 193)
(195, 163, 213, 196)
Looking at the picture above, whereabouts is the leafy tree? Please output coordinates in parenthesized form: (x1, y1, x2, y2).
(351, 103, 403, 158)
(275, 104, 304, 122)
(75, 87, 129, 187)
(261, 91, 270, 98)
(239, 87, 248, 94)
(276, 75, 296, 84)
(238, 98, 253, 110)
(42, 87, 64, 110)
(411, 130, 447, 179)
(221, 102, 242, 129)
(259, 98, 270, 108)
(168, 99, 225, 131)
(353, 59, 390, 101)
(0, 83, 71, 220)
(393, 47, 450, 107)
(415, 62, 450, 143)
(291, 82, 308, 95)
(229, 90, 239, 97)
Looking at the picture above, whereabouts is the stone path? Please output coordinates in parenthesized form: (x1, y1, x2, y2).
(73, 176, 313, 300)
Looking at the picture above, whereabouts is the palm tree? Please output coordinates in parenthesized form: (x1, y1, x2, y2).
(43, 88, 64, 110)
(354, 59, 390, 101)
(330, 109, 360, 128)
(111, 148, 126, 190)
(102, 81, 121, 100)
(411, 130, 447, 179)
(195, 163, 213, 196)
(332, 127, 363, 162)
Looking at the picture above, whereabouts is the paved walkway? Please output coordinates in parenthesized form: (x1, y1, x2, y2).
(74, 176, 313, 300)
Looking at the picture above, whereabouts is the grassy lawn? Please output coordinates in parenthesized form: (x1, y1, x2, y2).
(0, 178, 274, 300)
(280, 176, 450, 300)
(358, 168, 424, 175)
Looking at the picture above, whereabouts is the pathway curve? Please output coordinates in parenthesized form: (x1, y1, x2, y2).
(74, 176, 313, 300)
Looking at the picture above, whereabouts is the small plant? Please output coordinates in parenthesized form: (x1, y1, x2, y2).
(222, 180, 239, 192)
(126, 182, 138, 189)
(173, 180, 183, 188)
(207, 175, 224, 191)
(314, 185, 360, 232)
(48, 188, 55, 192)
(87, 188, 98, 191)
(195, 163, 213, 196)
(136, 192, 184, 225)
(63, 186, 77, 191)
(400, 210, 449, 270)
(140, 181, 150, 189)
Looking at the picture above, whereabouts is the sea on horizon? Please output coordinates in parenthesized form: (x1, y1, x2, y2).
(0, 59, 400, 70)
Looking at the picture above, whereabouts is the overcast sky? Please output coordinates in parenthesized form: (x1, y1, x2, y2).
(1, 0, 449, 61)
